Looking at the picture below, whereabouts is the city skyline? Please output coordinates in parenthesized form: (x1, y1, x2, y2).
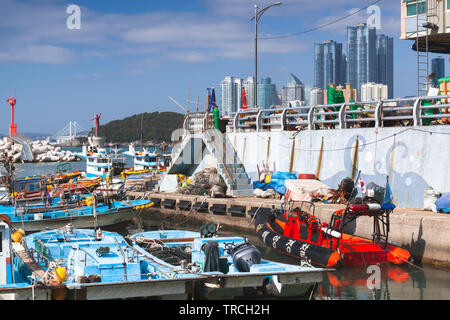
(0, 0, 448, 134)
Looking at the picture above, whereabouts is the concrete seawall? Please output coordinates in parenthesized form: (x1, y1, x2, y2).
(130, 192, 450, 266)
(226, 126, 450, 209)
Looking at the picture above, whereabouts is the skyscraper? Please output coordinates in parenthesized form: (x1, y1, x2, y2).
(376, 34, 394, 98)
(244, 77, 256, 109)
(257, 77, 277, 109)
(314, 40, 346, 90)
(220, 76, 244, 116)
(282, 73, 305, 106)
(432, 57, 445, 87)
(347, 23, 378, 98)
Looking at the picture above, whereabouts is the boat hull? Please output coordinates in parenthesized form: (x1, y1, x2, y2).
(255, 211, 411, 268)
(11, 208, 136, 233)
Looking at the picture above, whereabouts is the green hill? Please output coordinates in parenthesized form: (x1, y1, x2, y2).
(96, 112, 185, 143)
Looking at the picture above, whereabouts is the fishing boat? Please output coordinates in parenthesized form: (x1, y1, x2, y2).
(0, 196, 153, 233)
(122, 143, 170, 178)
(130, 225, 327, 298)
(75, 136, 125, 179)
(0, 221, 205, 300)
(255, 199, 412, 268)
(11, 176, 102, 202)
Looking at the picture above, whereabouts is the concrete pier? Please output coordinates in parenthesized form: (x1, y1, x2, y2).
(129, 191, 450, 266)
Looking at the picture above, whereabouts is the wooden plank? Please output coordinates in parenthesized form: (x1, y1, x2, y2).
(12, 242, 47, 281)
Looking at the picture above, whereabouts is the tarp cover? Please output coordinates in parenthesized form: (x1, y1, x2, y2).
(285, 179, 332, 201)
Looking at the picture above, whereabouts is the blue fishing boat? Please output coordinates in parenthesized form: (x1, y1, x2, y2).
(0, 197, 152, 233)
(0, 221, 205, 300)
(130, 226, 327, 298)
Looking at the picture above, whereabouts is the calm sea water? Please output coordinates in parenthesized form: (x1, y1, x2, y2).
(13, 162, 450, 300)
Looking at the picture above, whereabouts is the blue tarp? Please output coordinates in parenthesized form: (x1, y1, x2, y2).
(252, 181, 286, 195)
(436, 193, 450, 213)
(252, 172, 296, 195)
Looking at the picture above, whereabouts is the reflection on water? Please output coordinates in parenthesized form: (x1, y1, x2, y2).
(136, 214, 450, 301)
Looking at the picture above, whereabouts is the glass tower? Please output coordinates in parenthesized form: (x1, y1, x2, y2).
(347, 23, 377, 98)
(432, 57, 445, 88)
(314, 40, 345, 90)
(282, 73, 305, 106)
(376, 34, 394, 99)
(257, 77, 277, 109)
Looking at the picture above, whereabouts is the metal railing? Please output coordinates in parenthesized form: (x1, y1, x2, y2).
(183, 94, 450, 133)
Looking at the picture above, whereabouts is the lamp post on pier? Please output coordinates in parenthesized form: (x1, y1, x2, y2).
(252, 2, 282, 108)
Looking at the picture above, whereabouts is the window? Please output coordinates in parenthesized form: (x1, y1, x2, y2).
(406, 0, 426, 16)
(448, 0, 450, 10)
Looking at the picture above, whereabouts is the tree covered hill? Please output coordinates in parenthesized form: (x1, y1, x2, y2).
(96, 112, 185, 143)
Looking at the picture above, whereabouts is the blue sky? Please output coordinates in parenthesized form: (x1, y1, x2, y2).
(0, 0, 448, 135)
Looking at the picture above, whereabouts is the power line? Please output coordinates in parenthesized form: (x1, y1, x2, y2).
(258, 0, 383, 40)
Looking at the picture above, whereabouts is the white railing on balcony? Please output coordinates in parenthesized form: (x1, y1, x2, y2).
(182, 95, 450, 133)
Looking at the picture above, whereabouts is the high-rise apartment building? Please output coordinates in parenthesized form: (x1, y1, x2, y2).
(314, 40, 346, 90)
(220, 76, 244, 116)
(310, 88, 325, 106)
(282, 73, 305, 106)
(361, 82, 388, 101)
(244, 77, 256, 109)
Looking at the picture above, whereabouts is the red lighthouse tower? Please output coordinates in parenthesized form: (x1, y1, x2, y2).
(6, 93, 17, 137)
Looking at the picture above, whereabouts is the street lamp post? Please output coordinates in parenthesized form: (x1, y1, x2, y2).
(253, 2, 282, 108)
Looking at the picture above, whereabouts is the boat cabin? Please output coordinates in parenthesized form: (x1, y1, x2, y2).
(0, 220, 13, 285)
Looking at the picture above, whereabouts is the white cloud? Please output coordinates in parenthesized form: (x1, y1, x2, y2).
(0, 45, 76, 64)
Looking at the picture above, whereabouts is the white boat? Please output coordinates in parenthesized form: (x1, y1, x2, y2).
(75, 136, 125, 179)
(122, 143, 170, 174)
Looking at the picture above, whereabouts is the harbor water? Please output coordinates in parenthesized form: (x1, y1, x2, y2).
(11, 161, 450, 300)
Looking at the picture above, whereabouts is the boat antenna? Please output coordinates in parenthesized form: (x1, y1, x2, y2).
(140, 113, 144, 149)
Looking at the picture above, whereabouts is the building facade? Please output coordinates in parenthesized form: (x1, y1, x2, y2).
(257, 77, 278, 109)
(220, 76, 244, 116)
(361, 82, 389, 101)
(314, 40, 346, 90)
(432, 57, 446, 87)
(310, 88, 324, 105)
(376, 34, 394, 98)
(282, 73, 305, 107)
(401, 0, 450, 53)
(347, 23, 393, 99)
(347, 23, 378, 98)
(243, 77, 256, 109)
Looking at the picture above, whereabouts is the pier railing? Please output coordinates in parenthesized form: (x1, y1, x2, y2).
(183, 95, 450, 133)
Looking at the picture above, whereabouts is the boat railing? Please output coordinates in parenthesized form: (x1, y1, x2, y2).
(182, 94, 450, 133)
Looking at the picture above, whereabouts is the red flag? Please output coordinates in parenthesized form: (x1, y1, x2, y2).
(242, 87, 247, 110)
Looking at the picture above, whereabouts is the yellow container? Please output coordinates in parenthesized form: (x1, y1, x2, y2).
(264, 175, 272, 183)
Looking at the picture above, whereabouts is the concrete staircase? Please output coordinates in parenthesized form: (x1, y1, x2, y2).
(167, 130, 253, 197)
(203, 129, 253, 197)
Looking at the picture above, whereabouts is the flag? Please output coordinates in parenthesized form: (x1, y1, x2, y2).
(211, 88, 217, 113)
(242, 87, 247, 110)
(384, 178, 394, 204)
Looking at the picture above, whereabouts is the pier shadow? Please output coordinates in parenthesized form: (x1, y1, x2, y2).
(404, 218, 427, 264)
